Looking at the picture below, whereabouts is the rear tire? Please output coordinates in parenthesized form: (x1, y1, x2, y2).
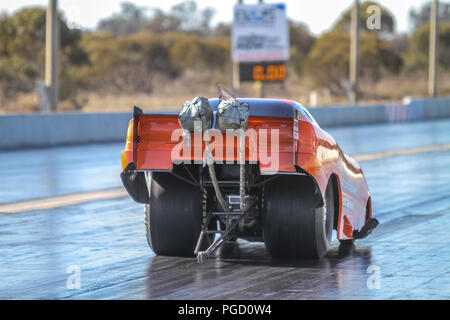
(145, 172, 209, 257)
(262, 176, 334, 259)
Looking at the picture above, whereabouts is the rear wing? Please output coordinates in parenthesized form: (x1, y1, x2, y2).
(121, 105, 300, 174)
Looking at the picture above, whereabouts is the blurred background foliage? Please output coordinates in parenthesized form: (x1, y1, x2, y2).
(0, 0, 449, 112)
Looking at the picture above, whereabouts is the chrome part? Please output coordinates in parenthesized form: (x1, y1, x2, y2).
(227, 195, 241, 206)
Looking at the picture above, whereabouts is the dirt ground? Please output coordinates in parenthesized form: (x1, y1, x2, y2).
(1, 73, 449, 114)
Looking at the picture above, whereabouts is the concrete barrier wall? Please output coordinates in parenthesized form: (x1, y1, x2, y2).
(308, 105, 387, 127)
(409, 97, 450, 120)
(0, 112, 131, 149)
(0, 98, 449, 149)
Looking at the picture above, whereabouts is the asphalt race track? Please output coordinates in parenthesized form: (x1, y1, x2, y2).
(0, 119, 449, 299)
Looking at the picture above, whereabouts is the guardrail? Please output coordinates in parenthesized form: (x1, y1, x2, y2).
(0, 97, 449, 149)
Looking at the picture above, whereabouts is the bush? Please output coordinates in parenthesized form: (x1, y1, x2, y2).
(333, 1, 395, 35)
(304, 31, 402, 96)
(0, 55, 37, 106)
(404, 23, 450, 72)
(0, 7, 89, 110)
(289, 23, 315, 76)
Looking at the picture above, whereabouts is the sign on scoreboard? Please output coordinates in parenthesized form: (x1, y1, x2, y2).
(232, 3, 289, 83)
(239, 61, 286, 82)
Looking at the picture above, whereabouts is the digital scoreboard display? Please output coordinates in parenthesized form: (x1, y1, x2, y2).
(239, 62, 287, 82)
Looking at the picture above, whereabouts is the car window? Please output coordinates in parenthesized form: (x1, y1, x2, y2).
(302, 107, 319, 127)
(293, 102, 319, 127)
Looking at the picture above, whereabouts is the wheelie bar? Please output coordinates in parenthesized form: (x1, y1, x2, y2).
(194, 202, 257, 263)
(195, 131, 249, 263)
(194, 211, 244, 263)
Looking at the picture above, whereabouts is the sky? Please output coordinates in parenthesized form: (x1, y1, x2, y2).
(0, 0, 446, 35)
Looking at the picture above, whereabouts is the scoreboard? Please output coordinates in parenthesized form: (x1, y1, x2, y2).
(239, 62, 286, 83)
(232, 3, 289, 84)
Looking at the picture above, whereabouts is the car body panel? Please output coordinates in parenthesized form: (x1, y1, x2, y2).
(121, 98, 371, 240)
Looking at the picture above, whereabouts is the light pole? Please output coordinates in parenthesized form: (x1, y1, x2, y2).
(349, 0, 360, 105)
(45, 0, 59, 112)
(428, 0, 439, 97)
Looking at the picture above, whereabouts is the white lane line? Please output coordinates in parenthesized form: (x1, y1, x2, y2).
(1, 143, 450, 215)
(354, 144, 450, 162)
(0, 188, 127, 215)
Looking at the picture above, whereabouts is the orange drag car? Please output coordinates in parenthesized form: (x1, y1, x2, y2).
(121, 97, 378, 262)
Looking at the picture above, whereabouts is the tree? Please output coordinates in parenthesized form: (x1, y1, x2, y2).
(405, 22, 450, 72)
(0, 56, 37, 106)
(8, 7, 46, 73)
(333, 1, 395, 35)
(289, 22, 315, 76)
(168, 34, 203, 70)
(97, 2, 150, 36)
(0, 13, 16, 56)
(304, 32, 349, 95)
(409, 2, 450, 30)
(304, 31, 402, 96)
(167, 32, 229, 73)
(0, 7, 88, 109)
(79, 32, 180, 93)
(390, 34, 408, 56)
(145, 10, 181, 34)
(97, 0, 215, 36)
(212, 23, 231, 38)
(170, 0, 215, 34)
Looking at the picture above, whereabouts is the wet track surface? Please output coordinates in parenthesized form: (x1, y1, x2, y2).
(0, 119, 450, 299)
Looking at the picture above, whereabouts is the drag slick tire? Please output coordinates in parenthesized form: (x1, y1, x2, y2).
(145, 172, 208, 257)
(262, 176, 334, 259)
